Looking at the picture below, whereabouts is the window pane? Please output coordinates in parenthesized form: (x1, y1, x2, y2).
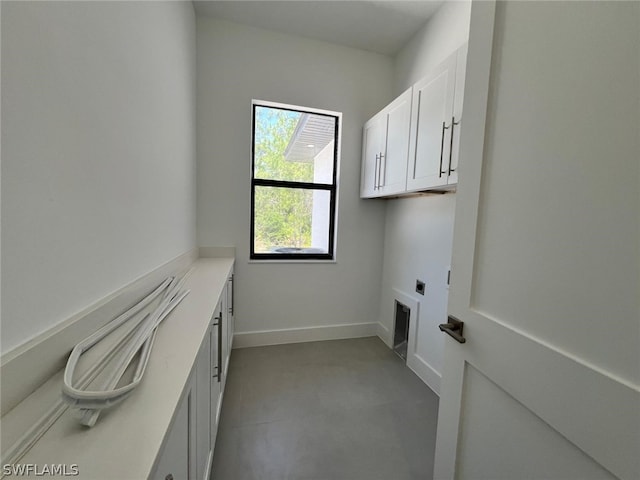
(254, 106, 336, 184)
(254, 186, 331, 254)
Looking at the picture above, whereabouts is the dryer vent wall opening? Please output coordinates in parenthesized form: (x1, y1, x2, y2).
(393, 300, 410, 361)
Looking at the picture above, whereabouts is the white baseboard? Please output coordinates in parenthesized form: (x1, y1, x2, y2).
(407, 353, 441, 396)
(376, 322, 392, 347)
(233, 322, 378, 349)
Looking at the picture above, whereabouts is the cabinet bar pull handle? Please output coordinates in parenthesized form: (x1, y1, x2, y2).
(229, 274, 234, 316)
(379, 152, 385, 188)
(448, 116, 460, 175)
(439, 315, 466, 343)
(212, 315, 221, 380)
(217, 312, 223, 383)
(412, 91, 422, 180)
(374, 154, 379, 190)
(439, 121, 450, 177)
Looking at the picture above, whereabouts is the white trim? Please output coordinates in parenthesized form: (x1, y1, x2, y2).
(199, 246, 236, 258)
(232, 322, 378, 349)
(251, 98, 342, 119)
(391, 289, 441, 395)
(216, 390, 223, 426)
(248, 259, 337, 265)
(392, 289, 420, 352)
(203, 450, 213, 480)
(407, 352, 442, 396)
(376, 321, 392, 347)
(0, 248, 199, 416)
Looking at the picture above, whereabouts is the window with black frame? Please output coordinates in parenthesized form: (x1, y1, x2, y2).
(251, 101, 340, 260)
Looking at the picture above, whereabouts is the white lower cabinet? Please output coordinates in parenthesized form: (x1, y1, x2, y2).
(195, 330, 213, 480)
(226, 273, 234, 371)
(152, 272, 234, 480)
(152, 383, 194, 480)
(152, 342, 209, 480)
(210, 299, 222, 449)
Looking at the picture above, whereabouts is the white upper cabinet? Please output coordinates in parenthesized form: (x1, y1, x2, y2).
(378, 87, 412, 196)
(407, 54, 456, 191)
(360, 87, 412, 198)
(361, 44, 467, 198)
(407, 46, 467, 192)
(360, 111, 385, 198)
(447, 44, 468, 186)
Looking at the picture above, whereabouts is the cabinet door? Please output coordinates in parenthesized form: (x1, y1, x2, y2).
(378, 87, 412, 196)
(447, 44, 468, 186)
(226, 272, 234, 353)
(360, 113, 384, 198)
(195, 330, 212, 480)
(220, 286, 229, 389)
(152, 386, 194, 480)
(407, 53, 457, 192)
(210, 305, 222, 450)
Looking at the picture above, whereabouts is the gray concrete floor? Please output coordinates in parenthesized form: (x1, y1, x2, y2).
(212, 337, 439, 480)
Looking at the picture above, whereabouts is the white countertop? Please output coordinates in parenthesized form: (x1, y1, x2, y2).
(3, 257, 234, 479)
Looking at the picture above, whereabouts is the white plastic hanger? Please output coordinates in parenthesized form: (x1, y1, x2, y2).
(62, 273, 191, 426)
(1, 273, 190, 471)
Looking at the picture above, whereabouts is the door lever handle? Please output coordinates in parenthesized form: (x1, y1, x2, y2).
(439, 316, 466, 343)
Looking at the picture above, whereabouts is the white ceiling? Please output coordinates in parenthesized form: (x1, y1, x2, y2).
(193, 1, 445, 56)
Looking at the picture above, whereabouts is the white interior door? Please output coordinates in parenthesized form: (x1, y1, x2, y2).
(434, 2, 640, 479)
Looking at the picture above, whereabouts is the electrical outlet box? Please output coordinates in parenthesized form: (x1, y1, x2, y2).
(415, 280, 425, 296)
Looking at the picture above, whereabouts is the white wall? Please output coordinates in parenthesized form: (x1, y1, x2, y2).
(1, 1, 197, 354)
(394, 1, 471, 96)
(382, 194, 456, 375)
(197, 18, 392, 339)
(379, 1, 471, 391)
